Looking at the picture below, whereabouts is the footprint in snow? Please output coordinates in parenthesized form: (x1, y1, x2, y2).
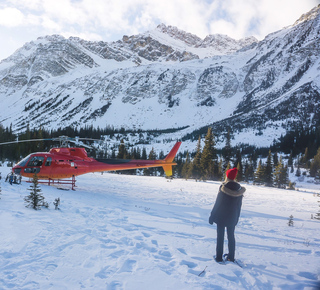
(119, 259, 136, 272)
(180, 260, 197, 269)
(177, 248, 187, 255)
(107, 280, 123, 290)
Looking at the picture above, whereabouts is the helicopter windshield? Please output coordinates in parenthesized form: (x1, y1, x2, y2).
(27, 156, 45, 167)
(16, 155, 31, 167)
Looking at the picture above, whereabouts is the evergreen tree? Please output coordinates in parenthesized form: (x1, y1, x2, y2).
(141, 148, 147, 160)
(200, 128, 216, 180)
(288, 215, 294, 226)
(191, 137, 202, 181)
(264, 150, 274, 187)
(181, 152, 191, 180)
(24, 173, 48, 210)
(53, 197, 60, 210)
(273, 152, 279, 169)
(244, 158, 255, 183)
(222, 129, 232, 169)
(288, 151, 293, 167)
(236, 162, 242, 182)
(310, 147, 320, 177)
(300, 147, 309, 165)
(117, 139, 127, 159)
(234, 149, 243, 182)
(216, 158, 224, 181)
(274, 156, 288, 188)
(254, 160, 265, 185)
(147, 147, 157, 176)
(243, 159, 250, 182)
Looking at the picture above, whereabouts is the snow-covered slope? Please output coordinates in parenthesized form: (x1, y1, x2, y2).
(0, 166, 319, 289)
(0, 5, 319, 148)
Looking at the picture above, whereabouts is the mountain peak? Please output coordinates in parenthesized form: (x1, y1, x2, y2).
(155, 24, 202, 46)
(293, 4, 320, 26)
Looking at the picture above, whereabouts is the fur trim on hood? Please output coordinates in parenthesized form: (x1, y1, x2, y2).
(221, 181, 246, 197)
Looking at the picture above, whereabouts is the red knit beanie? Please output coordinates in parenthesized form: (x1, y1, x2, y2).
(226, 168, 238, 180)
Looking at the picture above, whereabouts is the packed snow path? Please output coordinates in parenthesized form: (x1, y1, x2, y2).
(0, 167, 319, 289)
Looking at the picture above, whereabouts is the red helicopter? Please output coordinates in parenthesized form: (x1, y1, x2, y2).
(3, 136, 181, 189)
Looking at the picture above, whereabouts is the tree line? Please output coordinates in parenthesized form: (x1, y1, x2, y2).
(1, 124, 320, 185)
(176, 127, 320, 185)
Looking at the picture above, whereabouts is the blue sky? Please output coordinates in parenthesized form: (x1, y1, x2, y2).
(0, 0, 318, 60)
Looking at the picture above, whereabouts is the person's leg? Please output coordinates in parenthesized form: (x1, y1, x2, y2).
(216, 224, 225, 261)
(226, 225, 236, 261)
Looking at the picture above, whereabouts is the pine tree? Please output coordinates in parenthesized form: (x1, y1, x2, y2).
(191, 137, 202, 181)
(234, 149, 243, 182)
(222, 129, 232, 169)
(244, 159, 250, 182)
(200, 128, 216, 180)
(24, 173, 48, 210)
(141, 147, 147, 160)
(288, 215, 294, 226)
(310, 147, 320, 177)
(216, 158, 224, 181)
(181, 152, 191, 180)
(295, 167, 301, 177)
(264, 150, 274, 187)
(236, 162, 242, 182)
(254, 160, 265, 185)
(148, 148, 157, 176)
(273, 152, 278, 169)
(244, 158, 255, 183)
(117, 139, 127, 159)
(53, 197, 60, 210)
(288, 151, 293, 167)
(274, 156, 288, 188)
(300, 147, 309, 165)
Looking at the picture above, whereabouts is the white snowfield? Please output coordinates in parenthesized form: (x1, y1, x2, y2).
(0, 166, 319, 290)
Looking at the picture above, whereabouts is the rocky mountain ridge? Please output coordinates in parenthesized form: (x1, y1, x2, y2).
(0, 5, 319, 149)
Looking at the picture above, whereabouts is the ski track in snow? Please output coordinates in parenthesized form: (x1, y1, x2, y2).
(0, 166, 319, 289)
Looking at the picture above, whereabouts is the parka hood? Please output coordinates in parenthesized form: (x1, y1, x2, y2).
(221, 181, 246, 197)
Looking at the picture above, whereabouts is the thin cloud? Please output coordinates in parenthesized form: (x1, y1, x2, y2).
(0, 7, 24, 27)
(0, 0, 318, 60)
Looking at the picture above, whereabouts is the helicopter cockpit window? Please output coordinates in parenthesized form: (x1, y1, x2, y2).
(17, 155, 31, 167)
(45, 157, 52, 166)
(27, 156, 45, 167)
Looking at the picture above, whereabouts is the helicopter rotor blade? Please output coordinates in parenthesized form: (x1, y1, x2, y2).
(0, 135, 109, 150)
(0, 138, 52, 146)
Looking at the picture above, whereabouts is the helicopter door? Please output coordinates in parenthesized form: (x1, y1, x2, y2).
(24, 156, 45, 174)
(44, 157, 52, 177)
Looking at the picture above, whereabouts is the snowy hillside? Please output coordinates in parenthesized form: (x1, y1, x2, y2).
(0, 166, 319, 289)
(0, 5, 319, 149)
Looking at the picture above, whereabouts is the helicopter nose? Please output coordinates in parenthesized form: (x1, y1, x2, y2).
(13, 168, 22, 175)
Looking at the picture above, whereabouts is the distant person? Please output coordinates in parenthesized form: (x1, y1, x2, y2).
(209, 168, 245, 262)
(9, 173, 14, 185)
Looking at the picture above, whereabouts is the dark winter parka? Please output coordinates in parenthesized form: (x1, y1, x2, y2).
(209, 180, 245, 227)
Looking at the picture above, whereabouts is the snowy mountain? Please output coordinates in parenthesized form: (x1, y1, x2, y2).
(0, 5, 319, 148)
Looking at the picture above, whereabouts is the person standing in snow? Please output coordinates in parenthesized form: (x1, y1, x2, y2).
(209, 167, 245, 262)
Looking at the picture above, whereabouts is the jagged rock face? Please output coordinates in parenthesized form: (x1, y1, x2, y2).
(0, 5, 319, 147)
(237, 5, 320, 115)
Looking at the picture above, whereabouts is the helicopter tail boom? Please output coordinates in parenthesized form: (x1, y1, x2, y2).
(161, 141, 181, 176)
(164, 141, 181, 163)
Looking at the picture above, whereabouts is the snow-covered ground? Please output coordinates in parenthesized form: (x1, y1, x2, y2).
(0, 166, 319, 289)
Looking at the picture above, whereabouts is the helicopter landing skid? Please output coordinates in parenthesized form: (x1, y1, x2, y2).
(35, 176, 77, 190)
